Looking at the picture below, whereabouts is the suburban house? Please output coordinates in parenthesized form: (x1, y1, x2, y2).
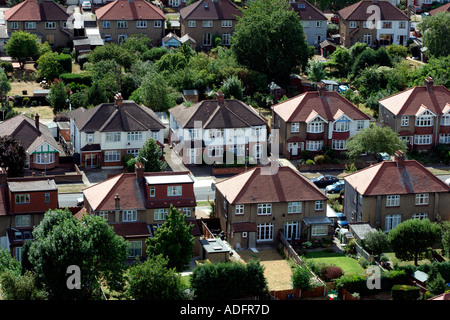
(343, 151, 450, 232)
(169, 92, 268, 165)
(338, 0, 409, 48)
(94, 0, 166, 45)
(0, 114, 63, 171)
(214, 165, 331, 249)
(4, 0, 72, 48)
(68, 95, 165, 169)
(0, 169, 59, 261)
(81, 163, 198, 259)
(290, 0, 327, 47)
(429, 2, 450, 15)
(378, 77, 450, 151)
(271, 81, 371, 159)
(179, 0, 241, 50)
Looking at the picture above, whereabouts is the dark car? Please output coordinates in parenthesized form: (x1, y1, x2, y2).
(311, 175, 339, 188)
(335, 212, 349, 227)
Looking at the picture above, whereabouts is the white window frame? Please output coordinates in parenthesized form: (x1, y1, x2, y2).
(15, 194, 30, 205)
(291, 122, 300, 133)
(16, 215, 31, 227)
(105, 132, 121, 142)
(117, 20, 128, 29)
(333, 119, 350, 132)
(306, 140, 323, 151)
(44, 193, 50, 203)
(209, 129, 224, 139)
(202, 20, 213, 28)
(10, 22, 18, 30)
(382, 21, 392, 29)
(182, 207, 191, 217)
(102, 20, 111, 29)
(439, 134, 450, 144)
(415, 193, 429, 206)
(307, 118, 324, 133)
(222, 33, 231, 46)
(203, 32, 212, 46)
(312, 225, 328, 236)
(128, 241, 142, 257)
(356, 120, 365, 131)
(386, 195, 400, 207)
(149, 187, 155, 197)
(137, 20, 147, 28)
(284, 221, 301, 240)
(257, 223, 273, 242)
(45, 21, 56, 30)
(86, 133, 94, 142)
(208, 145, 224, 158)
(122, 210, 137, 222)
(385, 214, 401, 232)
(257, 203, 272, 215)
(154, 20, 162, 28)
(287, 202, 302, 214)
(349, 21, 357, 28)
(316, 21, 322, 28)
(315, 201, 324, 211)
(401, 116, 409, 127)
(104, 150, 121, 162)
(167, 186, 182, 196)
(188, 20, 196, 28)
(412, 213, 428, 220)
(221, 20, 232, 28)
(98, 211, 108, 220)
(154, 208, 168, 221)
(235, 204, 244, 215)
(24, 22, 36, 30)
(414, 134, 432, 145)
(441, 113, 450, 126)
(332, 139, 347, 150)
(34, 153, 55, 164)
(415, 114, 433, 127)
(127, 131, 142, 142)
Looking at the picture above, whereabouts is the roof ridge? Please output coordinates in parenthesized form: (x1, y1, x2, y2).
(182, 0, 204, 20)
(98, 107, 118, 132)
(232, 167, 259, 204)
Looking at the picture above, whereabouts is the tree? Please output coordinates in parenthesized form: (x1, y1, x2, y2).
(388, 218, 441, 266)
(363, 229, 390, 259)
(86, 59, 123, 100)
(126, 254, 183, 300)
(441, 220, 450, 258)
(27, 209, 128, 299)
(386, 44, 408, 59)
(231, 0, 308, 84)
(0, 68, 11, 109)
(306, 60, 326, 88)
(292, 266, 312, 290)
(346, 126, 405, 160)
(221, 75, 244, 100)
(0, 270, 46, 300)
(0, 135, 26, 177)
(0, 246, 21, 274)
(5, 31, 39, 69)
(325, 46, 351, 78)
(36, 51, 63, 82)
(146, 205, 194, 272)
(88, 42, 136, 70)
(46, 79, 68, 115)
(86, 81, 108, 106)
(418, 12, 450, 58)
(138, 72, 175, 112)
(136, 137, 167, 172)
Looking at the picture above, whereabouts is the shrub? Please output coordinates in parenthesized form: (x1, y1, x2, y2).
(305, 159, 315, 165)
(59, 72, 92, 86)
(335, 274, 368, 294)
(324, 266, 343, 282)
(313, 154, 331, 165)
(57, 53, 72, 73)
(292, 266, 312, 290)
(391, 284, 420, 300)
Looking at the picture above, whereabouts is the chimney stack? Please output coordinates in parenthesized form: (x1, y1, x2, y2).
(216, 91, 225, 106)
(114, 193, 120, 223)
(425, 77, 433, 92)
(394, 150, 405, 167)
(114, 93, 123, 107)
(35, 113, 40, 131)
(0, 167, 7, 186)
(317, 81, 325, 98)
(135, 162, 144, 180)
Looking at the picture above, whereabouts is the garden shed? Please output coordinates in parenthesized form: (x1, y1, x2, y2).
(348, 223, 375, 243)
(199, 237, 230, 263)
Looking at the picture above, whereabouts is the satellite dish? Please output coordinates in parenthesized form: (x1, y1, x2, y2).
(211, 182, 216, 191)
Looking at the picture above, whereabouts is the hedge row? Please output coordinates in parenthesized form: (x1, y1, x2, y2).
(59, 72, 92, 86)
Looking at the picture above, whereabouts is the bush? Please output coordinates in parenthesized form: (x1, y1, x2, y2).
(0, 61, 13, 73)
(391, 284, 420, 300)
(335, 274, 368, 294)
(313, 154, 331, 165)
(59, 72, 92, 86)
(292, 266, 312, 290)
(57, 53, 72, 73)
(324, 266, 343, 282)
(305, 159, 315, 165)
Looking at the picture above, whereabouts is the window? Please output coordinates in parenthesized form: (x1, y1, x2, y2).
(188, 20, 196, 28)
(209, 129, 224, 139)
(439, 134, 450, 144)
(416, 114, 433, 127)
(222, 20, 232, 28)
(203, 32, 212, 46)
(287, 202, 302, 214)
(104, 150, 121, 162)
(15, 247, 23, 262)
(385, 214, 401, 232)
(306, 140, 323, 151)
(127, 131, 142, 142)
(16, 215, 31, 227)
(103, 21, 111, 28)
(332, 139, 347, 150)
(149, 187, 155, 197)
(105, 132, 121, 142)
(312, 225, 328, 236)
(253, 127, 262, 136)
(188, 128, 200, 139)
(222, 33, 230, 46)
(117, 21, 128, 29)
(24, 22, 36, 29)
(399, 21, 406, 29)
(167, 186, 182, 196)
(291, 122, 300, 133)
(154, 208, 168, 220)
(15, 194, 30, 205)
(386, 195, 400, 207)
(441, 114, 450, 126)
(316, 21, 322, 28)
(333, 119, 350, 132)
(415, 193, 429, 205)
(127, 149, 139, 157)
(118, 34, 127, 43)
(154, 20, 162, 28)
(401, 116, 409, 127)
(10, 22, 18, 30)
(182, 207, 191, 217)
(44, 193, 50, 203)
(285, 221, 300, 240)
(208, 146, 224, 158)
(128, 241, 142, 257)
(34, 153, 55, 164)
(307, 118, 324, 133)
(122, 210, 137, 222)
(151, 131, 159, 141)
(45, 22, 56, 29)
(356, 120, 365, 131)
(98, 211, 108, 220)
(363, 21, 373, 29)
(257, 203, 272, 215)
(349, 21, 357, 28)
(136, 20, 147, 28)
(235, 204, 244, 215)
(202, 20, 213, 28)
(46, 33, 55, 46)
(412, 213, 428, 220)
(315, 201, 324, 211)
(414, 134, 432, 145)
(302, 21, 309, 28)
(257, 223, 273, 242)
(363, 33, 372, 45)
(86, 133, 94, 142)
(382, 21, 392, 28)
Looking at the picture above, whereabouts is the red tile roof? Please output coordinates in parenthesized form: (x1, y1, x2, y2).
(290, 0, 327, 21)
(215, 166, 327, 205)
(112, 222, 151, 238)
(271, 90, 370, 123)
(344, 159, 450, 196)
(5, 0, 69, 21)
(338, 0, 408, 21)
(429, 3, 450, 15)
(180, 0, 241, 20)
(95, 0, 165, 21)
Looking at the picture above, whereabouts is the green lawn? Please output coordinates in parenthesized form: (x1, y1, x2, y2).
(304, 251, 365, 276)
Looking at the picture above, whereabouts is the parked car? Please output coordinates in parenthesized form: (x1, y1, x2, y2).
(376, 152, 391, 162)
(325, 181, 345, 194)
(82, 1, 91, 10)
(311, 175, 339, 188)
(331, 14, 339, 24)
(335, 212, 349, 227)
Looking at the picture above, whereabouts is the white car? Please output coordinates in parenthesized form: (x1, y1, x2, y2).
(82, 1, 91, 10)
(445, 178, 450, 186)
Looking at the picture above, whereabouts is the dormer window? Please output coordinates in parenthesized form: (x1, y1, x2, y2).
(441, 113, 450, 126)
(415, 113, 433, 127)
(307, 118, 324, 133)
(333, 117, 350, 132)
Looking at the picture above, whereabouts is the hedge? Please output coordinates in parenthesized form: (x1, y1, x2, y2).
(57, 54, 72, 73)
(59, 72, 92, 86)
(391, 285, 420, 300)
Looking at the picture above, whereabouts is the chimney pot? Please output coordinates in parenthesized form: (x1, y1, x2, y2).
(35, 113, 40, 131)
(216, 91, 225, 105)
(394, 150, 405, 167)
(425, 77, 433, 92)
(114, 93, 123, 107)
(114, 193, 120, 210)
(317, 81, 325, 97)
(135, 162, 144, 180)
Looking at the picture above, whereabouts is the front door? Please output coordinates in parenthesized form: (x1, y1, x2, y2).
(289, 142, 299, 156)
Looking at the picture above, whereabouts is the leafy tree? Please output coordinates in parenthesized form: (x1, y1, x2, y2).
(351, 47, 392, 77)
(86, 59, 123, 99)
(136, 137, 167, 172)
(120, 34, 152, 56)
(46, 79, 68, 115)
(0, 246, 21, 274)
(142, 46, 169, 62)
(36, 51, 63, 82)
(409, 56, 450, 88)
(441, 220, 450, 258)
(388, 218, 441, 266)
(346, 126, 405, 160)
(0, 68, 11, 109)
(221, 75, 244, 100)
(27, 209, 129, 299)
(363, 229, 390, 259)
(306, 60, 326, 87)
(231, 0, 308, 84)
(5, 31, 39, 69)
(88, 42, 136, 69)
(386, 44, 408, 59)
(69, 90, 89, 109)
(292, 266, 312, 290)
(325, 47, 351, 78)
(126, 254, 183, 300)
(86, 81, 108, 106)
(138, 72, 175, 112)
(0, 270, 47, 300)
(427, 264, 447, 295)
(146, 205, 194, 272)
(0, 135, 26, 177)
(418, 12, 450, 58)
